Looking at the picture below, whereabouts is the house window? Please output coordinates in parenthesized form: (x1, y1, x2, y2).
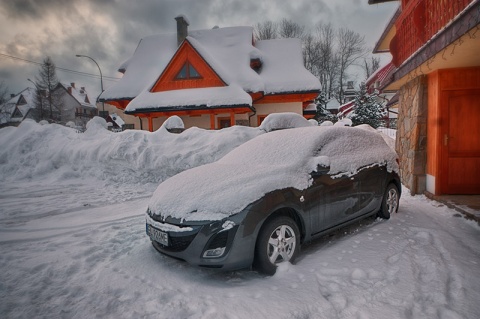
(175, 62, 201, 80)
(217, 117, 231, 129)
(257, 115, 267, 126)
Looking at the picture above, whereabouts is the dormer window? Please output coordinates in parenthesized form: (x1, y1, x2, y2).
(175, 62, 201, 80)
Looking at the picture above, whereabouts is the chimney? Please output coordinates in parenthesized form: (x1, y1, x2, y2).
(11, 93, 15, 98)
(175, 15, 189, 46)
(68, 87, 72, 94)
(70, 82, 75, 89)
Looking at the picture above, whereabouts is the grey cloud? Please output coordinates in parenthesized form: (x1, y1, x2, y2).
(0, 0, 399, 99)
(0, 0, 76, 19)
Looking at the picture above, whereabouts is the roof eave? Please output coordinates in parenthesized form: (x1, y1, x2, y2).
(125, 103, 252, 114)
(368, 0, 398, 4)
(372, 7, 400, 54)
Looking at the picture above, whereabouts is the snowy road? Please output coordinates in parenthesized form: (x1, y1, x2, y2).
(1, 182, 479, 319)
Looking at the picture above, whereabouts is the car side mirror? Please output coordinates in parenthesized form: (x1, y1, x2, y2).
(311, 165, 330, 177)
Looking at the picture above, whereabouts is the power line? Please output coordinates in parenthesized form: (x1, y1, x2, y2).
(0, 52, 121, 82)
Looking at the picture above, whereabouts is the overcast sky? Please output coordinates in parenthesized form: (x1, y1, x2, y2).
(0, 0, 398, 101)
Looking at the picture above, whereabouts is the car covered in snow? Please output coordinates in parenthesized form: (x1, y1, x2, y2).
(145, 125, 401, 275)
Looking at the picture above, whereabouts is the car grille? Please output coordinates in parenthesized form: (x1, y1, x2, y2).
(155, 233, 198, 252)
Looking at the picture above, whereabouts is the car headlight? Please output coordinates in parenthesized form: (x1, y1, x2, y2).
(202, 225, 238, 259)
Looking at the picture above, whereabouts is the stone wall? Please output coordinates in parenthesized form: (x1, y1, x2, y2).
(396, 76, 428, 195)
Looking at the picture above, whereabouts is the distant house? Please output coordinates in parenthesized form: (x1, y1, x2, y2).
(368, 0, 480, 196)
(100, 16, 321, 131)
(337, 100, 355, 118)
(343, 81, 356, 103)
(57, 83, 97, 128)
(0, 88, 37, 127)
(0, 83, 97, 128)
(365, 62, 398, 127)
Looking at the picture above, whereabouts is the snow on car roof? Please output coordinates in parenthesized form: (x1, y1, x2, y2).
(149, 126, 399, 222)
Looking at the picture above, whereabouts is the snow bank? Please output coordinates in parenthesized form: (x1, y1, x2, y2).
(259, 112, 313, 132)
(0, 118, 262, 186)
(356, 124, 396, 151)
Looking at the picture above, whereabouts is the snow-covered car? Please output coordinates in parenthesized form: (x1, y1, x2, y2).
(145, 126, 401, 275)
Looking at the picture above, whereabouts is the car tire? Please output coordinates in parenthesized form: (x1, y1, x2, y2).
(378, 183, 399, 219)
(254, 216, 300, 275)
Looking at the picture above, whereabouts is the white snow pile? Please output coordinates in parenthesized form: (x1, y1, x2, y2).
(149, 126, 399, 221)
(259, 112, 314, 132)
(0, 113, 329, 188)
(0, 117, 262, 186)
(356, 124, 396, 151)
(335, 118, 353, 126)
(160, 115, 184, 131)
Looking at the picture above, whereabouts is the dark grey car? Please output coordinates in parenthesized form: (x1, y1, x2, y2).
(146, 126, 400, 275)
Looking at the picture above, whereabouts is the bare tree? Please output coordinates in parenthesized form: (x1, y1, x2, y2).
(303, 33, 321, 77)
(316, 23, 339, 100)
(254, 19, 370, 105)
(363, 56, 381, 80)
(0, 81, 9, 105)
(0, 81, 11, 125)
(254, 21, 278, 40)
(34, 56, 64, 122)
(278, 18, 305, 39)
(336, 28, 367, 104)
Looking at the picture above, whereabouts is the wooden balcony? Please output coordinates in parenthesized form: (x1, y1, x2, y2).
(392, 0, 472, 66)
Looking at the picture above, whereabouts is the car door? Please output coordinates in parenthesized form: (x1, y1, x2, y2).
(355, 166, 387, 217)
(306, 171, 360, 236)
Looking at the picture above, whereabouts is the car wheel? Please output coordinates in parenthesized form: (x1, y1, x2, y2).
(378, 183, 399, 219)
(254, 216, 300, 275)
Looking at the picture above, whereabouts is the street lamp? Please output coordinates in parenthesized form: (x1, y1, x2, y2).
(75, 54, 105, 113)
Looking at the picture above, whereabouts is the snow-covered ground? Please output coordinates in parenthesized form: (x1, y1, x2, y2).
(1, 118, 479, 319)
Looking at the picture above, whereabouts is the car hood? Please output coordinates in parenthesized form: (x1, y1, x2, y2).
(148, 161, 316, 222)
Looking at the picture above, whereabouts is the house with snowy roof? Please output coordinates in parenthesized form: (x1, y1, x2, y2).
(57, 82, 97, 127)
(0, 87, 37, 127)
(100, 16, 321, 131)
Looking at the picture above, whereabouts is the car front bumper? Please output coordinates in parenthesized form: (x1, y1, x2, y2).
(145, 212, 256, 271)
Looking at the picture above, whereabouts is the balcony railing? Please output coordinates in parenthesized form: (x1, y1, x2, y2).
(392, 0, 472, 66)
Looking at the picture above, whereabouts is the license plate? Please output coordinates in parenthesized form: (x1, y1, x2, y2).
(147, 225, 169, 246)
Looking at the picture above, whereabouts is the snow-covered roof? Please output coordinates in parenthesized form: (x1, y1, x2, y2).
(0, 87, 36, 124)
(101, 33, 179, 100)
(187, 26, 264, 93)
(101, 25, 320, 111)
(326, 99, 340, 110)
(365, 62, 396, 91)
(108, 113, 125, 127)
(126, 84, 251, 112)
(337, 100, 355, 117)
(60, 83, 95, 108)
(255, 38, 320, 94)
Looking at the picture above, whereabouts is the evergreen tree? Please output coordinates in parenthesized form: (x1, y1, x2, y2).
(314, 91, 337, 123)
(34, 57, 64, 122)
(349, 83, 386, 128)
